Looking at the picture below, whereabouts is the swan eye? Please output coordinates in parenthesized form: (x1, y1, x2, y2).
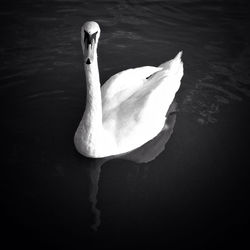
(91, 31, 98, 43)
(84, 30, 91, 45)
(84, 30, 98, 47)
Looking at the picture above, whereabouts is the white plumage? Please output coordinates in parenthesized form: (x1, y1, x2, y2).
(74, 21, 184, 158)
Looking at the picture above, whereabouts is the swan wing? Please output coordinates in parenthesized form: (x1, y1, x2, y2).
(102, 51, 183, 116)
(101, 66, 161, 113)
(102, 52, 183, 151)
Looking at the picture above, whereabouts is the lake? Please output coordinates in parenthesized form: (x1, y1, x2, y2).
(1, 0, 249, 248)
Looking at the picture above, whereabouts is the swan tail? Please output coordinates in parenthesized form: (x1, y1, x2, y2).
(158, 51, 183, 78)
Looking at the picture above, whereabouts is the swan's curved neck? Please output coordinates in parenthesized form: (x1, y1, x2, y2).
(78, 54, 103, 155)
(84, 56, 102, 125)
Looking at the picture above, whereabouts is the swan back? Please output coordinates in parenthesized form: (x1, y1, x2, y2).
(100, 52, 183, 155)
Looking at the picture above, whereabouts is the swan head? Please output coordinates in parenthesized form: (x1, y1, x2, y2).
(81, 21, 101, 65)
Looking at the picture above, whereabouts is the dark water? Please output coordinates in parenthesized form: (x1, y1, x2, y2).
(1, 0, 249, 248)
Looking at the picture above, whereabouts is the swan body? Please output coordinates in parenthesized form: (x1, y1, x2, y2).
(74, 21, 184, 158)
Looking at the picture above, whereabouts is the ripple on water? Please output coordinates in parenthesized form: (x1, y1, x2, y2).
(26, 90, 66, 100)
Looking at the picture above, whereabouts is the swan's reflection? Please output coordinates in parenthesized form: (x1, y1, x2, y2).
(87, 102, 178, 231)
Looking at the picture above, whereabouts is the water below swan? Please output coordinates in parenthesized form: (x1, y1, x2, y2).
(1, 0, 249, 248)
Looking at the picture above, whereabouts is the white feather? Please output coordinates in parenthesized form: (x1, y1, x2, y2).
(74, 22, 184, 158)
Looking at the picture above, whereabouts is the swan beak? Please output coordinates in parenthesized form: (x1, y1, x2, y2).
(84, 30, 98, 65)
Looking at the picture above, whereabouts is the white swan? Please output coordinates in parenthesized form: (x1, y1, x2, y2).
(74, 21, 184, 158)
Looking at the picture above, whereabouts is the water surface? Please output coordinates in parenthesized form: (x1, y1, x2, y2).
(1, 0, 249, 248)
